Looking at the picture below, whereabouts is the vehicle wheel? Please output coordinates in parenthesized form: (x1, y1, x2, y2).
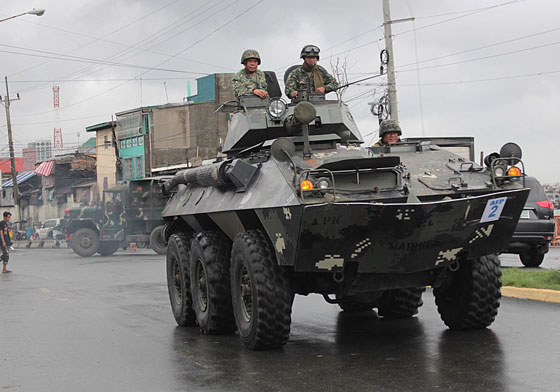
(190, 231, 236, 334)
(97, 241, 120, 256)
(70, 228, 100, 257)
(434, 254, 501, 329)
(230, 230, 293, 350)
(377, 287, 425, 318)
(150, 225, 167, 255)
(519, 248, 545, 267)
(166, 233, 196, 327)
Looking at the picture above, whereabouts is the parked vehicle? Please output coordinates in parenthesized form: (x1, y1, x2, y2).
(36, 218, 64, 240)
(65, 178, 169, 257)
(503, 176, 555, 267)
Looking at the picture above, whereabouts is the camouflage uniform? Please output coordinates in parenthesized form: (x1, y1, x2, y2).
(232, 69, 268, 98)
(284, 65, 338, 97)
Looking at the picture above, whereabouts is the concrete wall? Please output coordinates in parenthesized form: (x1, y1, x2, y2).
(152, 105, 191, 168)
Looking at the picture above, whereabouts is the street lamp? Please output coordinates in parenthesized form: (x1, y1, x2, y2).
(0, 9, 46, 23)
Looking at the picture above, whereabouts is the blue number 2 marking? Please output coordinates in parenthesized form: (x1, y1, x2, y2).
(488, 205, 499, 218)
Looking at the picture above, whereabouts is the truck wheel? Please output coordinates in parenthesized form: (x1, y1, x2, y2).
(519, 248, 545, 267)
(150, 226, 167, 255)
(70, 228, 100, 257)
(167, 234, 196, 327)
(377, 287, 425, 318)
(230, 230, 293, 350)
(189, 231, 236, 334)
(97, 241, 120, 256)
(434, 254, 501, 329)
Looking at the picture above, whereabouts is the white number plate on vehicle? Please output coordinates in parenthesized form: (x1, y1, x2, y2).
(520, 210, 530, 219)
(480, 197, 507, 223)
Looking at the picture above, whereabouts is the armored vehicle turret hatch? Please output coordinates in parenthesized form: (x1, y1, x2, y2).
(161, 73, 529, 350)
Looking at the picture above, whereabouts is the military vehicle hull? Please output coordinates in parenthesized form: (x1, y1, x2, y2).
(162, 93, 529, 350)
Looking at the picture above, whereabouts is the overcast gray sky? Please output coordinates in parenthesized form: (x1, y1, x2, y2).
(1, 0, 559, 183)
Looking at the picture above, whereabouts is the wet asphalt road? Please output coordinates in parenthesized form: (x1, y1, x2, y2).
(1, 249, 559, 392)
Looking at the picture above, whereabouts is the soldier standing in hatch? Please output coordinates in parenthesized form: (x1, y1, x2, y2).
(232, 49, 268, 99)
(373, 119, 402, 146)
(285, 45, 339, 99)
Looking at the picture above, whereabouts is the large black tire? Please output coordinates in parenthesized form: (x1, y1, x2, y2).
(230, 230, 293, 350)
(97, 241, 120, 256)
(434, 254, 502, 329)
(189, 231, 236, 334)
(150, 225, 167, 255)
(377, 287, 425, 318)
(519, 248, 545, 267)
(166, 234, 196, 327)
(70, 228, 100, 257)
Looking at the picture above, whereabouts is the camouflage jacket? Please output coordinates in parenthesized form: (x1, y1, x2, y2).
(284, 65, 338, 96)
(232, 69, 267, 97)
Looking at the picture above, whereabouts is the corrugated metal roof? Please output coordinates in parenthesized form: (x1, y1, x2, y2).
(2, 171, 37, 187)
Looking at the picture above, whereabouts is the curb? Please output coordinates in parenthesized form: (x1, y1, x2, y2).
(12, 240, 68, 249)
(501, 286, 560, 304)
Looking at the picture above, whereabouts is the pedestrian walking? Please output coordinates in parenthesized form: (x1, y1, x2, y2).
(1, 211, 13, 273)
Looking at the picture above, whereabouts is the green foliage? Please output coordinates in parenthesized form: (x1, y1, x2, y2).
(502, 268, 560, 291)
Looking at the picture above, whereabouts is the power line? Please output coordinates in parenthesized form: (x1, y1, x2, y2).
(8, 0, 184, 78)
(11, 0, 264, 119)
(0, 45, 210, 75)
(14, 0, 233, 95)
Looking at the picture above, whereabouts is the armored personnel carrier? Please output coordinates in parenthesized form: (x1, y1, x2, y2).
(161, 74, 529, 350)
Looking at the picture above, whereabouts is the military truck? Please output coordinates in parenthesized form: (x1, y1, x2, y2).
(66, 178, 168, 257)
(161, 75, 529, 350)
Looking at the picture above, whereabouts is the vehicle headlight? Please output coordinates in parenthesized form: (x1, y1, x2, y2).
(317, 177, 331, 190)
(267, 98, 287, 120)
(494, 166, 506, 177)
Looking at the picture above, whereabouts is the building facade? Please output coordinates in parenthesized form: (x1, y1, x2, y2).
(114, 73, 234, 180)
(29, 140, 53, 162)
(85, 121, 119, 193)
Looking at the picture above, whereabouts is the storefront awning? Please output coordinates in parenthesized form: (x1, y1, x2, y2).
(35, 160, 54, 176)
(2, 171, 36, 187)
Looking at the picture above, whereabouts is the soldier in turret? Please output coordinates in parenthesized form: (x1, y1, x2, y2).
(285, 45, 338, 99)
(232, 49, 268, 99)
(373, 119, 402, 146)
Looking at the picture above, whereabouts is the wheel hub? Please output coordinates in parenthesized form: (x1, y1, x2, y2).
(239, 264, 252, 322)
(196, 260, 208, 312)
(172, 258, 182, 305)
(79, 235, 92, 248)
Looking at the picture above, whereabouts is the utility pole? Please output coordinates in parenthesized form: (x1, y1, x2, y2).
(1, 77, 20, 216)
(382, 0, 414, 122)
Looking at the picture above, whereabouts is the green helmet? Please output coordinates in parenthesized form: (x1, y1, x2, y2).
(300, 44, 320, 59)
(379, 119, 402, 137)
(241, 49, 261, 65)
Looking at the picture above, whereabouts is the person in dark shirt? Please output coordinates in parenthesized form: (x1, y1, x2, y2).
(1, 211, 12, 273)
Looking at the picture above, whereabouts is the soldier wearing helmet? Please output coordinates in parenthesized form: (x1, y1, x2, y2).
(285, 45, 338, 99)
(373, 119, 402, 146)
(232, 49, 268, 99)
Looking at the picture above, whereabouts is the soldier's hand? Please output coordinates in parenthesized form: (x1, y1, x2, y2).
(315, 87, 326, 94)
(253, 89, 268, 99)
(290, 91, 298, 98)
